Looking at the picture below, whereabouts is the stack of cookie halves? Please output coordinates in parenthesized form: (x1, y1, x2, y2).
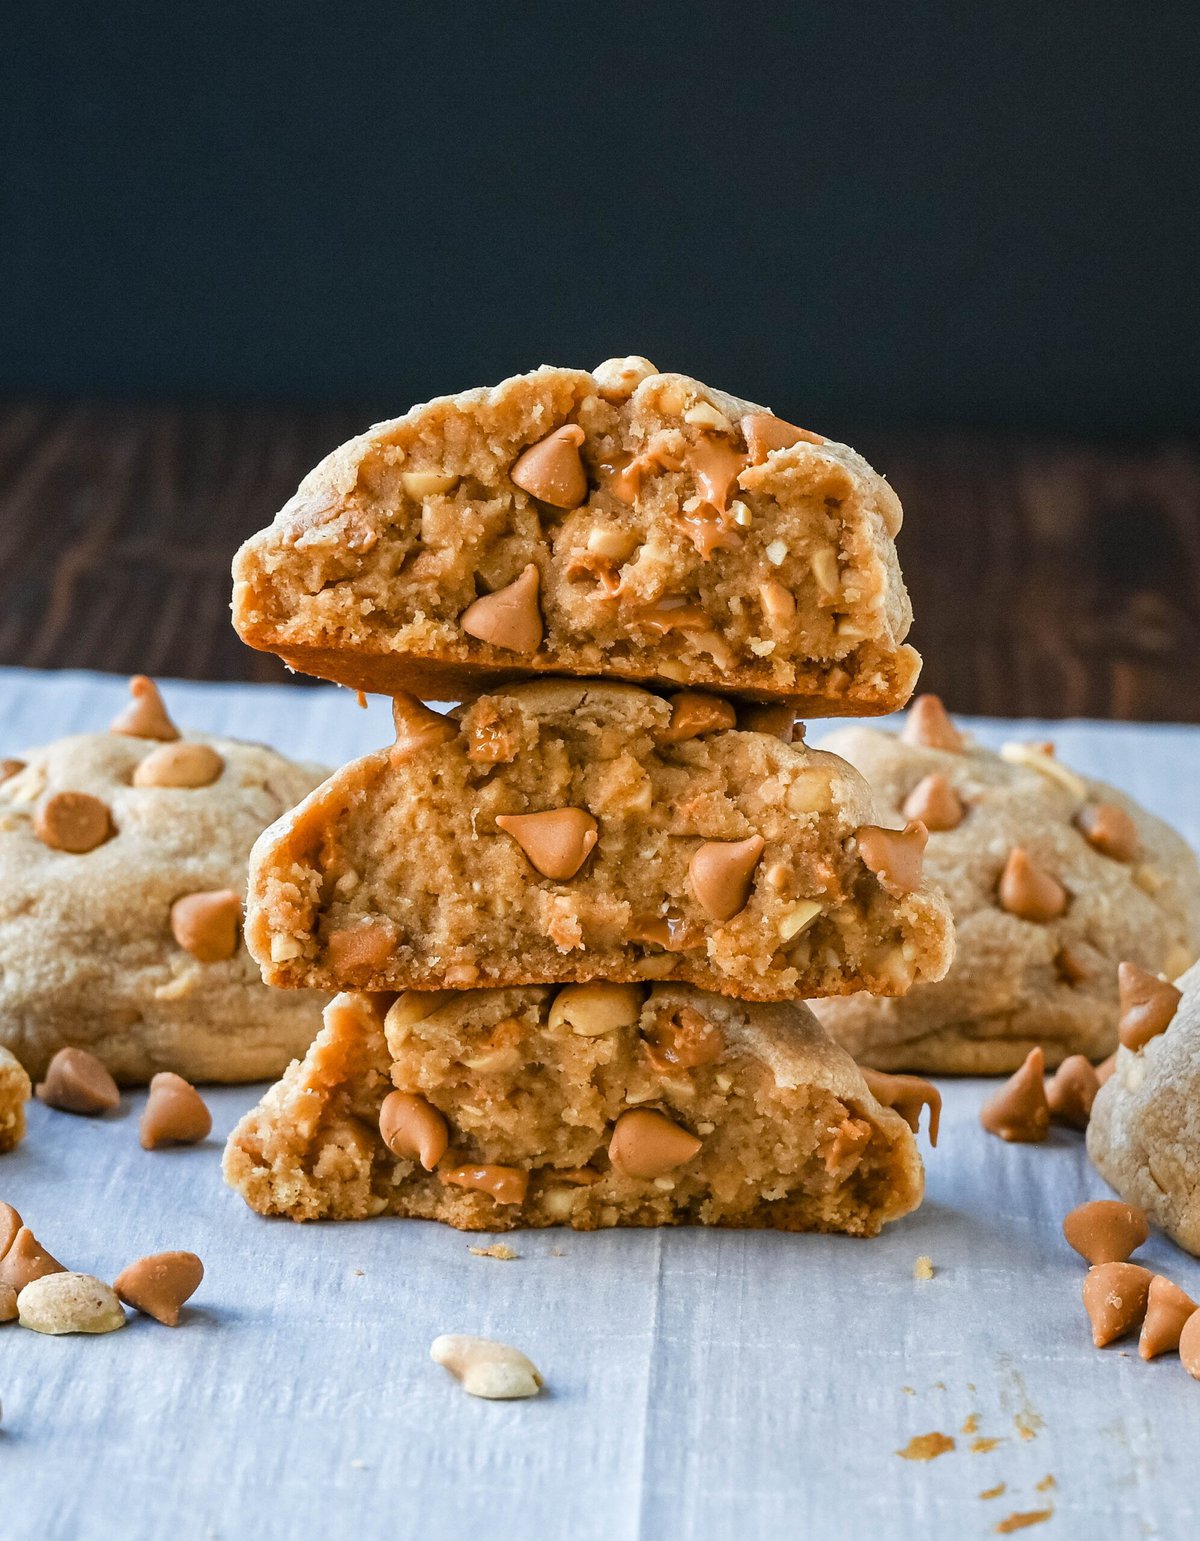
(223, 357, 953, 1237)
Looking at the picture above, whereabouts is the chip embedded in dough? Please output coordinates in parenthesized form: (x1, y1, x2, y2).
(232, 362, 920, 714)
(223, 986, 925, 1236)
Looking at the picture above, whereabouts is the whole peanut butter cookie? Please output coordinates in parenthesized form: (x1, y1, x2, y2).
(232, 359, 920, 714)
(813, 697, 1200, 1072)
(245, 681, 953, 1002)
(224, 986, 928, 1235)
(0, 677, 330, 1083)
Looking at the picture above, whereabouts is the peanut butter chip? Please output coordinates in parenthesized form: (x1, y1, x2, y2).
(35, 1047, 120, 1116)
(132, 740, 224, 789)
(979, 1047, 1050, 1142)
(326, 921, 396, 974)
(1075, 802, 1139, 862)
(109, 675, 179, 741)
(660, 691, 737, 743)
(1063, 1200, 1149, 1265)
(0, 1227, 66, 1293)
(0, 1201, 22, 1261)
(439, 1165, 529, 1206)
(900, 694, 964, 752)
(460, 563, 544, 653)
(391, 693, 457, 757)
(689, 835, 765, 922)
(1139, 1276, 1197, 1360)
(1177, 1302, 1200, 1377)
(686, 436, 747, 514)
(1117, 961, 1182, 1050)
(140, 1072, 211, 1149)
(902, 773, 964, 832)
(856, 821, 928, 896)
(1083, 1262, 1153, 1347)
(114, 1251, 204, 1327)
(737, 702, 799, 741)
(608, 1108, 702, 1179)
(1045, 1055, 1100, 1129)
(861, 1069, 942, 1146)
(496, 808, 598, 880)
(170, 889, 241, 962)
(379, 1091, 449, 1171)
(998, 848, 1068, 923)
(34, 790, 113, 853)
(740, 412, 824, 463)
(510, 423, 588, 508)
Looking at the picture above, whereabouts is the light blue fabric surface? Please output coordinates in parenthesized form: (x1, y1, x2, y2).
(1, 670, 1199, 1541)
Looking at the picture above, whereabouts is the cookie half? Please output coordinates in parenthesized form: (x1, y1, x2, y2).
(813, 697, 1200, 1072)
(232, 360, 919, 714)
(223, 985, 926, 1235)
(245, 682, 954, 1002)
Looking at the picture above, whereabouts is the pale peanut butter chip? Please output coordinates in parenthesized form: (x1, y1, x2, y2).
(0, 1227, 66, 1293)
(861, 1069, 942, 1146)
(133, 741, 223, 789)
(1083, 1262, 1152, 1347)
(998, 848, 1067, 923)
(510, 423, 588, 509)
(430, 1334, 543, 1400)
(391, 693, 457, 757)
(140, 1072, 211, 1149)
(979, 1047, 1050, 1142)
(659, 691, 737, 743)
(170, 889, 241, 962)
(1139, 1275, 1197, 1360)
(114, 1251, 204, 1326)
(740, 412, 824, 463)
(856, 821, 928, 896)
(18, 1272, 126, 1336)
(1177, 1305, 1200, 1378)
(608, 1108, 702, 1179)
(326, 921, 397, 974)
(36, 1047, 120, 1116)
(902, 773, 964, 832)
(109, 675, 180, 741)
(1045, 1055, 1100, 1129)
(1117, 960, 1181, 1050)
(439, 1165, 529, 1206)
(901, 694, 964, 752)
(689, 835, 764, 922)
(379, 1091, 449, 1171)
(460, 563, 544, 653)
(496, 807, 598, 880)
(34, 790, 113, 853)
(1063, 1200, 1149, 1265)
(1075, 802, 1139, 862)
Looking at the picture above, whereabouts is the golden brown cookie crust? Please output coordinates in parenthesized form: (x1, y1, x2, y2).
(232, 363, 919, 713)
(0, 1046, 31, 1152)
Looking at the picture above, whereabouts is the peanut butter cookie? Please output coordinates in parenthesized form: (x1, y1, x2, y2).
(245, 681, 953, 1002)
(223, 986, 926, 1235)
(232, 360, 920, 714)
(0, 1047, 31, 1152)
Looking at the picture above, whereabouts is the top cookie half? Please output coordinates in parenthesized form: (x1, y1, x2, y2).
(232, 359, 920, 712)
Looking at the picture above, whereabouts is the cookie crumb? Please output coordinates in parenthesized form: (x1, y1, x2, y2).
(901, 1385, 916, 1396)
(896, 1432, 955, 1461)
(994, 1509, 1053, 1534)
(961, 1413, 979, 1435)
(913, 1255, 934, 1281)
(971, 1437, 1003, 1454)
(468, 1243, 517, 1261)
(1014, 1408, 1044, 1442)
(979, 1485, 1006, 1501)
(1035, 1475, 1056, 1494)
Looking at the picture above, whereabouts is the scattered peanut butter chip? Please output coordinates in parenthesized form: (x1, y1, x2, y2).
(737, 701, 799, 740)
(689, 835, 765, 922)
(902, 773, 964, 832)
(0, 1282, 16, 1322)
(113, 1251, 204, 1326)
(439, 1165, 529, 1205)
(896, 1432, 955, 1461)
(740, 412, 824, 463)
(1063, 1200, 1149, 1265)
(390, 693, 457, 757)
(914, 1255, 934, 1281)
(35, 1048, 120, 1116)
(467, 1243, 517, 1262)
(998, 848, 1067, 923)
(132, 741, 223, 789)
(140, 1072, 211, 1149)
(1179, 1307, 1200, 1379)
(0, 1202, 22, 1261)
(1054, 943, 1092, 986)
(430, 1334, 543, 1400)
(326, 921, 396, 975)
(33, 790, 113, 853)
(608, 1108, 702, 1179)
(510, 423, 588, 508)
(496, 807, 598, 880)
(0, 1227, 66, 1293)
(659, 691, 737, 743)
(1139, 1275, 1197, 1360)
(460, 563, 544, 653)
(17, 1271, 126, 1335)
(1117, 960, 1181, 1050)
(109, 675, 179, 741)
(979, 1047, 1050, 1142)
(378, 1090, 449, 1171)
(1083, 1261, 1153, 1347)
(2, 758, 25, 781)
(861, 1068, 942, 1146)
(170, 889, 241, 962)
(1045, 1055, 1100, 1129)
(1075, 802, 1139, 862)
(900, 694, 964, 752)
(856, 821, 928, 895)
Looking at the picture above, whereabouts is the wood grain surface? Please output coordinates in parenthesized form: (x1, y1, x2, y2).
(2, 402, 1198, 720)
